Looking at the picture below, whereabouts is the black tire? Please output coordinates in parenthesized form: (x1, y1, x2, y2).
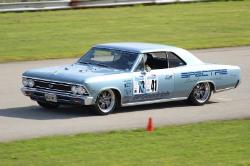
(188, 82, 212, 105)
(93, 89, 118, 115)
(37, 101, 60, 109)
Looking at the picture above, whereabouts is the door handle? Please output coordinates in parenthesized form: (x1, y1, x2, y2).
(165, 74, 173, 79)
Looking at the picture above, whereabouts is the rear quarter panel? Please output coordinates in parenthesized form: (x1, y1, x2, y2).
(172, 64, 240, 98)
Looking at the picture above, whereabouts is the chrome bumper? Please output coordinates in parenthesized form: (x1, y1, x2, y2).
(21, 87, 94, 105)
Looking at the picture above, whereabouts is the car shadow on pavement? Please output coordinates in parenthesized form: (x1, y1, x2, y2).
(0, 100, 218, 120)
(0, 105, 93, 120)
(118, 100, 218, 114)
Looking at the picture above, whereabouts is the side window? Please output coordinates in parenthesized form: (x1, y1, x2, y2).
(167, 52, 186, 68)
(144, 52, 168, 70)
(153, 52, 167, 59)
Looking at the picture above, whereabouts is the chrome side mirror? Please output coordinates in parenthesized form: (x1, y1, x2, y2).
(145, 65, 151, 72)
(141, 70, 146, 75)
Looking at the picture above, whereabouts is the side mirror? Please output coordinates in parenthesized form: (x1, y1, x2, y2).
(141, 66, 151, 75)
(145, 65, 151, 72)
(141, 70, 146, 75)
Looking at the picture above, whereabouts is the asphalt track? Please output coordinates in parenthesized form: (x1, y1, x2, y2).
(0, 46, 250, 142)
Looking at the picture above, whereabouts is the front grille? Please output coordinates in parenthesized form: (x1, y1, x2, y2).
(34, 80, 72, 92)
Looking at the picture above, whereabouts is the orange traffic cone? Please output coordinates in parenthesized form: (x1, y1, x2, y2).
(146, 117, 154, 132)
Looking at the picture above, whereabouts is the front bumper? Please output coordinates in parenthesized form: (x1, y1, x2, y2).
(21, 87, 94, 105)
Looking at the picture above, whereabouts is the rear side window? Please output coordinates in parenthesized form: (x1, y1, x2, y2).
(167, 52, 186, 68)
(152, 52, 167, 59)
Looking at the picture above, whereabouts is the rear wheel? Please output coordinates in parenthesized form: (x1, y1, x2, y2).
(37, 101, 60, 109)
(93, 89, 117, 115)
(188, 82, 211, 105)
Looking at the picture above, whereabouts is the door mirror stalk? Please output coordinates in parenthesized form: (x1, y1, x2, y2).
(141, 70, 146, 75)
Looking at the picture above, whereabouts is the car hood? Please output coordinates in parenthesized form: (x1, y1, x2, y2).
(23, 63, 124, 84)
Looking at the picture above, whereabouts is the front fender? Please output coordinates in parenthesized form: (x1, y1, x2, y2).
(84, 73, 133, 103)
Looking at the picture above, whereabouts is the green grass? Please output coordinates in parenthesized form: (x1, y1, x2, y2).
(0, 119, 249, 166)
(0, 0, 250, 62)
(0, 0, 61, 3)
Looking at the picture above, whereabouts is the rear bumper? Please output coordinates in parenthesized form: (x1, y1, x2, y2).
(21, 87, 94, 105)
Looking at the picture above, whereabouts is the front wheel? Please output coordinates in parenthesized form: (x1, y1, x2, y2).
(93, 89, 117, 115)
(37, 101, 60, 109)
(188, 82, 212, 105)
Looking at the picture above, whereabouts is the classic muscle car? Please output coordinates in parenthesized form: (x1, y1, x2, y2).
(21, 43, 241, 115)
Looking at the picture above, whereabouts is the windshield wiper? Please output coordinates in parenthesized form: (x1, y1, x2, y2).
(94, 63, 111, 68)
(79, 61, 111, 68)
(78, 61, 91, 65)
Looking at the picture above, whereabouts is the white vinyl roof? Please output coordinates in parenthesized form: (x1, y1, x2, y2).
(95, 42, 204, 65)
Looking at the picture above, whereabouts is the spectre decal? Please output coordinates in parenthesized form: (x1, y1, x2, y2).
(181, 69, 227, 78)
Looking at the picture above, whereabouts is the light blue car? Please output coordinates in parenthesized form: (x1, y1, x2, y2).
(21, 43, 241, 115)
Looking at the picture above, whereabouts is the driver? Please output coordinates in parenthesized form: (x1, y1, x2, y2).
(144, 54, 153, 71)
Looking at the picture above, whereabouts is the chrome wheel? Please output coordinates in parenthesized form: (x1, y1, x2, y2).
(97, 89, 116, 113)
(188, 82, 212, 105)
(193, 82, 211, 103)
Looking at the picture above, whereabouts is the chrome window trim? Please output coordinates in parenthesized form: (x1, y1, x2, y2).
(131, 53, 144, 72)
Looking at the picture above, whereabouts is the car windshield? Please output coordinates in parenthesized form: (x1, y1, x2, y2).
(77, 47, 139, 71)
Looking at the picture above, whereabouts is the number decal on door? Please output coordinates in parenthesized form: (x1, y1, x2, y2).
(146, 75, 158, 93)
(134, 74, 158, 94)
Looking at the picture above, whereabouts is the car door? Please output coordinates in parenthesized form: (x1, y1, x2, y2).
(166, 51, 189, 98)
(132, 52, 174, 102)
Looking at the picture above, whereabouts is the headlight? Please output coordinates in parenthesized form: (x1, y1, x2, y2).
(27, 79, 34, 87)
(22, 78, 29, 87)
(71, 86, 78, 94)
(71, 85, 87, 95)
(22, 78, 34, 87)
(77, 86, 87, 95)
